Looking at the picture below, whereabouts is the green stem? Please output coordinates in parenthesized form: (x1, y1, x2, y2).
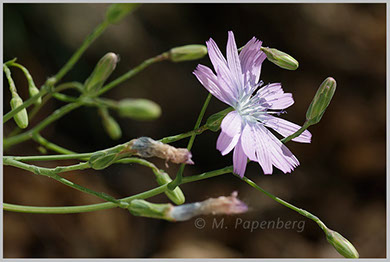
(159, 125, 208, 144)
(238, 175, 327, 231)
(281, 121, 311, 143)
(4, 184, 168, 214)
(32, 133, 76, 155)
(168, 93, 212, 190)
(9, 153, 92, 162)
(4, 101, 83, 150)
(3, 157, 122, 205)
(97, 53, 168, 96)
(50, 21, 110, 85)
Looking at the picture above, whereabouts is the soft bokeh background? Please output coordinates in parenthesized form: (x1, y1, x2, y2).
(3, 3, 386, 258)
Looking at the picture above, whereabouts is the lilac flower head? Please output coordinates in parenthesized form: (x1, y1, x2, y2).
(193, 31, 311, 177)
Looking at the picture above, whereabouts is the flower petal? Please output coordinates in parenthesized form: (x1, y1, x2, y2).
(220, 111, 242, 137)
(193, 64, 235, 105)
(206, 38, 239, 99)
(239, 37, 266, 90)
(264, 115, 312, 143)
(256, 83, 294, 110)
(216, 130, 240, 156)
(233, 138, 248, 177)
(256, 124, 299, 173)
(241, 123, 272, 174)
(226, 31, 244, 93)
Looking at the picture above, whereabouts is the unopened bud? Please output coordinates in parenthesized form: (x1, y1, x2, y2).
(261, 47, 299, 70)
(128, 200, 173, 221)
(85, 52, 118, 93)
(117, 98, 161, 121)
(206, 107, 234, 132)
(306, 77, 336, 125)
(170, 191, 248, 221)
(129, 137, 194, 165)
(10, 95, 28, 129)
(156, 172, 185, 205)
(105, 3, 139, 24)
(88, 145, 126, 170)
(325, 228, 359, 258)
(99, 107, 122, 140)
(29, 85, 42, 105)
(168, 45, 208, 62)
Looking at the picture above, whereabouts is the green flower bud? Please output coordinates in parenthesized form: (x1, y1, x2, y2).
(156, 172, 185, 205)
(29, 85, 42, 105)
(205, 107, 234, 132)
(117, 98, 161, 121)
(88, 151, 118, 170)
(104, 116, 122, 140)
(84, 52, 118, 93)
(10, 95, 28, 129)
(168, 45, 208, 62)
(326, 229, 359, 258)
(128, 199, 173, 221)
(261, 47, 299, 70)
(306, 77, 336, 125)
(105, 3, 139, 24)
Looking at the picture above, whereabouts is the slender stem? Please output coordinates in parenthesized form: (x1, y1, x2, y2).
(3, 157, 122, 205)
(32, 133, 76, 155)
(97, 53, 168, 96)
(4, 101, 83, 150)
(9, 153, 92, 162)
(159, 125, 208, 144)
(281, 121, 311, 143)
(168, 93, 212, 190)
(7, 82, 84, 139)
(238, 175, 328, 231)
(50, 21, 110, 85)
(4, 184, 168, 214)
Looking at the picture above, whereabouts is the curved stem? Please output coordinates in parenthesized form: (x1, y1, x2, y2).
(32, 133, 76, 155)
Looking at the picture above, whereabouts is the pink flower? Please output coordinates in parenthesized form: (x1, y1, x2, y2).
(193, 31, 311, 177)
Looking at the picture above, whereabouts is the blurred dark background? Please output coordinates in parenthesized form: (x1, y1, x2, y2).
(3, 3, 386, 258)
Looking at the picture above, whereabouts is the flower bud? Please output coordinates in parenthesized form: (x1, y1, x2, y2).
(306, 77, 336, 125)
(205, 107, 234, 132)
(105, 3, 139, 24)
(156, 172, 185, 205)
(84, 52, 118, 93)
(260, 47, 299, 70)
(128, 200, 173, 221)
(29, 85, 42, 105)
(10, 95, 28, 129)
(325, 228, 359, 258)
(168, 45, 208, 62)
(99, 107, 122, 140)
(117, 98, 161, 121)
(88, 151, 118, 170)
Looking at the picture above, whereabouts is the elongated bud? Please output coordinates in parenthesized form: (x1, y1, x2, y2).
(128, 200, 174, 221)
(88, 145, 126, 170)
(128, 137, 194, 165)
(261, 47, 299, 70)
(105, 3, 139, 24)
(117, 98, 161, 120)
(156, 172, 185, 205)
(85, 52, 118, 93)
(306, 77, 336, 125)
(10, 95, 28, 129)
(325, 228, 359, 258)
(29, 85, 42, 105)
(99, 108, 122, 140)
(206, 107, 234, 132)
(168, 45, 208, 62)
